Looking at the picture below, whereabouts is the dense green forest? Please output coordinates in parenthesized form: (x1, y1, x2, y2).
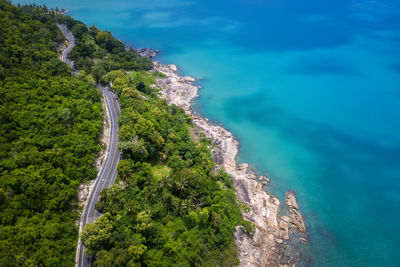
(0, 1, 250, 266)
(66, 19, 153, 81)
(71, 21, 252, 267)
(0, 2, 103, 265)
(81, 69, 252, 266)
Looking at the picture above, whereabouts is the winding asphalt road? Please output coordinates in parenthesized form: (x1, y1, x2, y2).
(58, 24, 75, 69)
(57, 24, 120, 267)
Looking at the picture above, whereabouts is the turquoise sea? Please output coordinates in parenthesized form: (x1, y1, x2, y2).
(17, 0, 400, 265)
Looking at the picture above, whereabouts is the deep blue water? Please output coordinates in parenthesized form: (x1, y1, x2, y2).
(17, 0, 400, 265)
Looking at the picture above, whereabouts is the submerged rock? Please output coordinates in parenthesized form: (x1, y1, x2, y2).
(260, 175, 271, 186)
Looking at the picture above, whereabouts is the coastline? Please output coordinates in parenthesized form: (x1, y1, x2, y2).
(153, 61, 309, 266)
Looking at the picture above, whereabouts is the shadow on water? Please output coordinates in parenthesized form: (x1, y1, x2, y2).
(283, 56, 360, 76)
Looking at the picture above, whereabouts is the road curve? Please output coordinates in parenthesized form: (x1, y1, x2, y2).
(57, 24, 120, 267)
(57, 24, 75, 69)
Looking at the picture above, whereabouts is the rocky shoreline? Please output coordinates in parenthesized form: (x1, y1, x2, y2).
(152, 61, 309, 266)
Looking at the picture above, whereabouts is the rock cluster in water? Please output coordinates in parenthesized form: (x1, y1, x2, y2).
(135, 48, 159, 58)
(153, 61, 308, 266)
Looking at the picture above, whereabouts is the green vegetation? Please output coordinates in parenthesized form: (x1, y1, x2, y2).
(65, 21, 153, 76)
(0, 1, 249, 266)
(151, 165, 171, 180)
(0, 2, 103, 265)
(82, 69, 250, 265)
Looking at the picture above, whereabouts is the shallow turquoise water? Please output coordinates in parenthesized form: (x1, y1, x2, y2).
(18, 0, 400, 265)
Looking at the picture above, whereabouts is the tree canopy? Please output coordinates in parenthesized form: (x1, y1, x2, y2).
(65, 18, 153, 75)
(0, 1, 102, 265)
(0, 1, 249, 266)
(81, 70, 252, 266)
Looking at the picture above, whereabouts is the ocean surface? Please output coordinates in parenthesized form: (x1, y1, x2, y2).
(17, 0, 400, 265)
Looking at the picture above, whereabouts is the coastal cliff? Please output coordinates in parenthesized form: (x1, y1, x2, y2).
(154, 62, 308, 266)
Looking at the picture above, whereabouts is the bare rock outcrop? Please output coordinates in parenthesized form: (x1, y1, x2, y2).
(154, 61, 308, 266)
(183, 76, 196, 83)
